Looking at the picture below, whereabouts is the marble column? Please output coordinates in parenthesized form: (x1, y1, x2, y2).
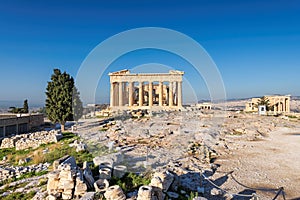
(177, 81, 182, 107)
(286, 98, 290, 113)
(169, 82, 173, 106)
(139, 82, 143, 106)
(149, 82, 153, 106)
(119, 82, 123, 106)
(123, 82, 127, 105)
(110, 82, 114, 107)
(128, 82, 133, 106)
(159, 81, 163, 106)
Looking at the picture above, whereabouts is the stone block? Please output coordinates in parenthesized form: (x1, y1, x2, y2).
(46, 194, 57, 200)
(113, 165, 127, 178)
(47, 178, 60, 193)
(94, 178, 109, 192)
(150, 170, 174, 192)
(62, 191, 73, 200)
(104, 185, 126, 200)
(79, 192, 95, 200)
(99, 167, 111, 179)
(61, 156, 77, 169)
(137, 186, 153, 200)
(58, 180, 74, 190)
(53, 155, 70, 170)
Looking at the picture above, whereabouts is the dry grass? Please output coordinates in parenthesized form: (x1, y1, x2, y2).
(48, 143, 61, 151)
(32, 150, 46, 164)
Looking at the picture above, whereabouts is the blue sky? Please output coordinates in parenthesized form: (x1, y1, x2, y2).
(0, 0, 299, 106)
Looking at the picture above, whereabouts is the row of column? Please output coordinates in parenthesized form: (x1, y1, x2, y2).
(0, 123, 28, 137)
(110, 81, 182, 108)
(273, 98, 290, 113)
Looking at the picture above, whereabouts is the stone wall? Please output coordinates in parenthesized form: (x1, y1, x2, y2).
(0, 163, 50, 182)
(0, 130, 62, 150)
(0, 114, 44, 136)
(47, 156, 87, 200)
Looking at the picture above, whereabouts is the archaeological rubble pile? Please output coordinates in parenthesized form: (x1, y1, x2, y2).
(44, 153, 209, 200)
(0, 130, 62, 150)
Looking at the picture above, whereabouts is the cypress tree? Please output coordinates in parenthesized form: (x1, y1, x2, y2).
(45, 69, 83, 131)
(23, 99, 29, 113)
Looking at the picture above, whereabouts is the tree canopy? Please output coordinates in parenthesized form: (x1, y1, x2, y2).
(23, 99, 29, 113)
(9, 99, 29, 114)
(257, 96, 272, 111)
(45, 69, 83, 131)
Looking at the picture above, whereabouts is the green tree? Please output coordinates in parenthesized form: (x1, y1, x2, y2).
(9, 107, 22, 113)
(45, 69, 82, 131)
(257, 96, 272, 111)
(22, 99, 29, 113)
(8, 99, 29, 114)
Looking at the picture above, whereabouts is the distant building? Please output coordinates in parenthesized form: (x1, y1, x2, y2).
(0, 114, 44, 138)
(196, 102, 212, 110)
(245, 95, 290, 114)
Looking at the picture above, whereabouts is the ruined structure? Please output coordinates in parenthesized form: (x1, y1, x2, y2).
(245, 95, 290, 114)
(0, 130, 62, 150)
(109, 70, 184, 110)
(47, 156, 87, 200)
(196, 103, 212, 110)
(0, 113, 44, 138)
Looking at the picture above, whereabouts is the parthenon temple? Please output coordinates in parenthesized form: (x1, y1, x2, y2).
(109, 69, 184, 110)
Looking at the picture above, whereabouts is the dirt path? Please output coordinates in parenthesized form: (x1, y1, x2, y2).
(216, 127, 300, 199)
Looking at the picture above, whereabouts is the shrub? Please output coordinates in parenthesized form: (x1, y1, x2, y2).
(110, 172, 151, 193)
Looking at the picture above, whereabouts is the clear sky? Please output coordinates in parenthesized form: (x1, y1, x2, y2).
(0, 0, 299, 106)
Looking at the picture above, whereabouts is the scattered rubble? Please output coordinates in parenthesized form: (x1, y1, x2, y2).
(46, 156, 87, 200)
(0, 130, 62, 150)
(1, 107, 300, 199)
(69, 140, 87, 152)
(0, 162, 50, 182)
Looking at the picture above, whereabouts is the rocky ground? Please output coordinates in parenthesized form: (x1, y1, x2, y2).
(76, 108, 300, 200)
(1, 102, 300, 200)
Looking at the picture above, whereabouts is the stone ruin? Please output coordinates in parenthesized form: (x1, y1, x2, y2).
(46, 156, 87, 200)
(0, 130, 63, 150)
(0, 162, 50, 182)
(69, 140, 87, 152)
(46, 153, 209, 200)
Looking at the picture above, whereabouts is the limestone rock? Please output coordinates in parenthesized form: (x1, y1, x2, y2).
(104, 185, 126, 200)
(76, 142, 87, 152)
(150, 170, 174, 192)
(0, 130, 62, 150)
(79, 192, 95, 200)
(99, 167, 111, 180)
(113, 165, 127, 178)
(210, 188, 223, 196)
(94, 179, 109, 192)
(137, 186, 153, 200)
(46, 159, 86, 200)
(74, 170, 88, 198)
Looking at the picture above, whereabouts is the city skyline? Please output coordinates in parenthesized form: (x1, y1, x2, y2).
(0, 0, 299, 105)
